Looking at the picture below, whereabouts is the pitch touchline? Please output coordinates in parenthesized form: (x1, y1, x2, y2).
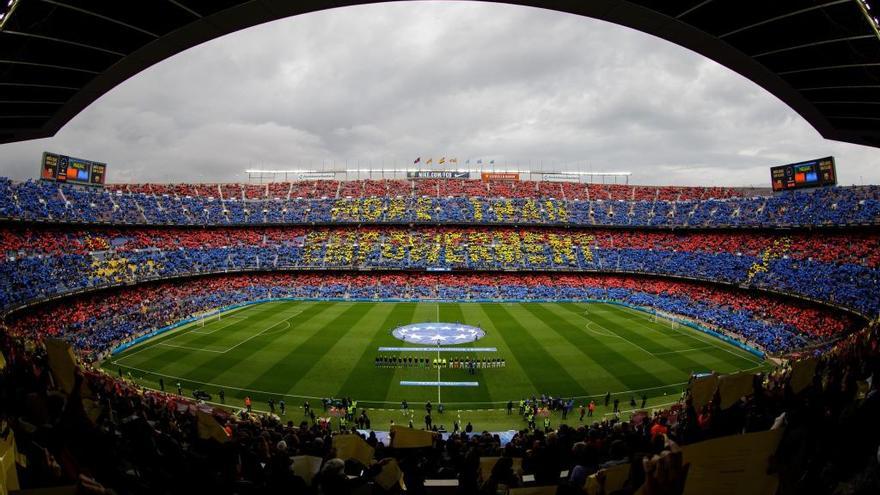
(108, 360, 763, 406)
(109, 362, 326, 400)
(112, 360, 689, 404)
(129, 383, 684, 421)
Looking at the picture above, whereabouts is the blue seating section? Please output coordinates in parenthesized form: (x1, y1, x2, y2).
(2, 242, 877, 317)
(1, 178, 878, 227)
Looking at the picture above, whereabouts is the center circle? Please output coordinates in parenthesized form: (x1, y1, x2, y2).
(392, 322, 485, 345)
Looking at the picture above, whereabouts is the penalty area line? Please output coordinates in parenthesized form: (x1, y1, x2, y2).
(157, 342, 225, 353)
(218, 311, 301, 353)
(189, 315, 248, 335)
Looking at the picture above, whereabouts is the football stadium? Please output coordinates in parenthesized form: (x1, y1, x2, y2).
(1, 1, 880, 495)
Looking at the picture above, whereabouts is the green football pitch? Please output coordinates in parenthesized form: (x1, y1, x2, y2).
(105, 300, 767, 429)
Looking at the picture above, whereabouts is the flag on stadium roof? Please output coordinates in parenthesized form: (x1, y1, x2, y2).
(439, 157, 446, 164)
(450, 158, 458, 164)
(426, 158, 432, 164)
(413, 157, 420, 164)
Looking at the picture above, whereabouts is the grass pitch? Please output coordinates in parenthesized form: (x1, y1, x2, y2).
(106, 300, 766, 428)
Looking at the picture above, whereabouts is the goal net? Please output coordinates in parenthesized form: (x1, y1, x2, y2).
(653, 312, 679, 329)
(200, 312, 222, 327)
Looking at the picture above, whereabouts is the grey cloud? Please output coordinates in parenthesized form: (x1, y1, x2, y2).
(0, 2, 878, 186)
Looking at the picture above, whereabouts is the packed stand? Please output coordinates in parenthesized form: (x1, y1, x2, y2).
(2, 225, 877, 316)
(3, 272, 858, 359)
(1, 308, 877, 494)
(2, 178, 878, 227)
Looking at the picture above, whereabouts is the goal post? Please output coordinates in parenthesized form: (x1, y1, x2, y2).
(651, 311, 680, 330)
(200, 312, 220, 327)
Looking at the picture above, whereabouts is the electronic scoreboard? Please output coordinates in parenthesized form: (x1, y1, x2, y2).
(770, 156, 836, 192)
(40, 152, 107, 187)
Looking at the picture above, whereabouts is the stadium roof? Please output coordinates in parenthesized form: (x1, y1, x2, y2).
(1, 1, 880, 147)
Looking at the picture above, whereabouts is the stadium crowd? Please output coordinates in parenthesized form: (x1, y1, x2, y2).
(1, 178, 878, 227)
(4, 272, 857, 359)
(105, 179, 751, 201)
(1, 310, 876, 494)
(2, 225, 877, 316)
(0, 178, 877, 493)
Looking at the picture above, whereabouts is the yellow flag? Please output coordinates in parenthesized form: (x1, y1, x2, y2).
(689, 374, 718, 411)
(196, 410, 229, 443)
(790, 358, 818, 394)
(292, 455, 322, 486)
(45, 338, 77, 395)
(587, 463, 630, 495)
(374, 459, 402, 490)
(679, 429, 783, 495)
(83, 399, 104, 425)
(333, 434, 374, 466)
(390, 425, 435, 448)
(0, 350, 6, 371)
(718, 372, 755, 410)
(0, 430, 21, 494)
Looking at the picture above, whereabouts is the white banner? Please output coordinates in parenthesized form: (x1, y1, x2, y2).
(407, 171, 470, 179)
(542, 173, 580, 183)
(295, 172, 337, 181)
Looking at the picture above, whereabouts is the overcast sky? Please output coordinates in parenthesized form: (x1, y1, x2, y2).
(1, 2, 878, 186)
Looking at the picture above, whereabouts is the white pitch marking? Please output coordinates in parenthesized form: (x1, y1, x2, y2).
(218, 317, 294, 354)
(584, 322, 622, 339)
(157, 342, 225, 353)
(609, 304, 763, 364)
(189, 315, 247, 335)
(116, 304, 300, 361)
(652, 346, 715, 356)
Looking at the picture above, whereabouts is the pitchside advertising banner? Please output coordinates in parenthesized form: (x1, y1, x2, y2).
(40, 151, 107, 187)
(481, 172, 519, 181)
(406, 171, 470, 179)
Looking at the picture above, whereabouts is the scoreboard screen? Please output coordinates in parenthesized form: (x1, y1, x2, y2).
(40, 152, 107, 187)
(770, 156, 836, 192)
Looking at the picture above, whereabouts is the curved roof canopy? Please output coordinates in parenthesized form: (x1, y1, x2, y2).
(1, 0, 880, 146)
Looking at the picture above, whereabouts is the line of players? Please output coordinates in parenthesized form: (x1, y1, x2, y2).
(374, 355, 506, 369)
